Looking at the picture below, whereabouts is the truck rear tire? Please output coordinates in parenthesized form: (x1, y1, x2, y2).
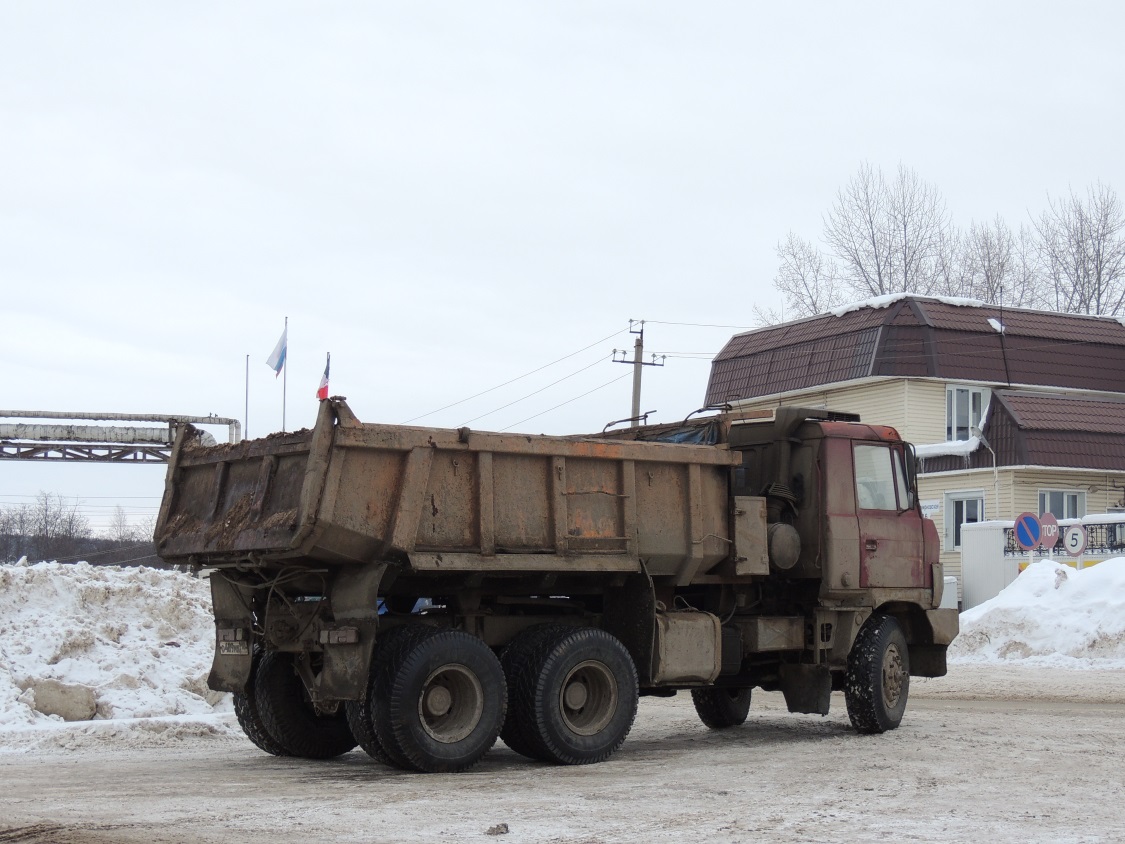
(233, 649, 290, 756)
(691, 687, 752, 729)
(254, 651, 358, 759)
(499, 624, 572, 759)
(844, 614, 910, 734)
(346, 625, 434, 766)
(511, 627, 638, 765)
(377, 630, 507, 773)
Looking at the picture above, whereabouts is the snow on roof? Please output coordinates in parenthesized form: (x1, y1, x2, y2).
(987, 317, 1005, 334)
(829, 292, 986, 318)
(914, 436, 981, 458)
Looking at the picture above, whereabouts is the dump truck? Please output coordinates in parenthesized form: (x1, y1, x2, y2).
(155, 398, 957, 772)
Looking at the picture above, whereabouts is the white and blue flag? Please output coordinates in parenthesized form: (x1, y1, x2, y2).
(266, 326, 287, 376)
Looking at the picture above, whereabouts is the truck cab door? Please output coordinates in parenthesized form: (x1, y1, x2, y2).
(853, 442, 928, 589)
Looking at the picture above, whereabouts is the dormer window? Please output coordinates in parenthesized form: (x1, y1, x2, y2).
(946, 386, 989, 442)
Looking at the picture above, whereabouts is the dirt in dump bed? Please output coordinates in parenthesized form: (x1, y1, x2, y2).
(154, 511, 203, 546)
(204, 493, 254, 547)
(259, 508, 299, 532)
(181, 427, 313, 459)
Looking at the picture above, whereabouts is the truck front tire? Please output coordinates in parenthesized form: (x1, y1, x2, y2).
(254, 651, 358, 759)
(509, 627, 638, 765)
(844, 614, 910, 734)
(377, 630, 507, 773)
(691, 687, 753, 729)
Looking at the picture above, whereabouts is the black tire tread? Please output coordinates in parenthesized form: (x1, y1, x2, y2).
(345, 625, 427, 766)
(499, 624, 573, 759)
(384, 630, 506, 773)
(691, 687, 753, 729)
(233, 648, 291, 756)
(370, 625, 442, 770)
(518, 627, 639, 766)
(254, 651, 358, 759)
(233, 690, 291, 756)
(844, 614, 910, 734)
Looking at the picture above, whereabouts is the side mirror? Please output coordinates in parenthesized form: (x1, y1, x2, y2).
(904, 444, 918, 509)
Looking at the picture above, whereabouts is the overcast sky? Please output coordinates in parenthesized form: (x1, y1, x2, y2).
(3, 2, 1123, 534)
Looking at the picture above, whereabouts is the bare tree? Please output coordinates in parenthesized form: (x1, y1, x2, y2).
(769, 232, 844, 320)
(822, 162, 893, 297)
(1006, 224, 1045, 309)
(1034, 182, 1125, 315)
(107, 505, 138, 544)
(823, 163, 951, 299)
(31, 492, 91, 562)
(933, 226, 970, 298)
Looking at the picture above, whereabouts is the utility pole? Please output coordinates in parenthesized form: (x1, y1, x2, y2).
(613, 320, 665, 427)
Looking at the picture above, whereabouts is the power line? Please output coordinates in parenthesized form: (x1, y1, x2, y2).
(500, 372, 632, 432)
(460, 356, 609, 426)
(646, 320, 756, 330)
(402, 325, 629, 424)
(0, 494, 160, 500)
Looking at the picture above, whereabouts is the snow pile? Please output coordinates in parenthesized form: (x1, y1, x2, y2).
(950, 558, 1125, 668)
(0, 559, 230, 731)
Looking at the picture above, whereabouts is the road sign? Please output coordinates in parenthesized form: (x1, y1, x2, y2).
(1014, 512, 1041, 551)
(1063, 524, 1087, 556)
(1039, 513, 1060, 550)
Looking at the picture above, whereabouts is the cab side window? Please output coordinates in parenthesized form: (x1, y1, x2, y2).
(854, 444, 897, 511)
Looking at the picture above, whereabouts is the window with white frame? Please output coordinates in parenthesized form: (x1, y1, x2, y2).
(945, 491, 985, 550)
(946, 386, 989, 441)
(1038, 489, 1085, 520)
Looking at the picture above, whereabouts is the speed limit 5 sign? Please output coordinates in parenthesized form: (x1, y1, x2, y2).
(1063, 525, 1087, 556)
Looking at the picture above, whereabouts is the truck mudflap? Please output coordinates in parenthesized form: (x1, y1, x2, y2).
(925, 608, 958, 645)
(907, 607, 959, 678)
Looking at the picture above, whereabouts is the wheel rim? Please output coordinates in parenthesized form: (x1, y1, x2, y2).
(559, 659, 618, 736)
(417, 663, 484, 744)
(881, 643, 906, 710)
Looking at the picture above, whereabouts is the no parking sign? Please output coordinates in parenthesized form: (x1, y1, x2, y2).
(1014, 512, 1041, 550)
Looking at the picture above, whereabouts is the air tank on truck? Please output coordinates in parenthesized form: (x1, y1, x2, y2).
(155, 398, 957, 772)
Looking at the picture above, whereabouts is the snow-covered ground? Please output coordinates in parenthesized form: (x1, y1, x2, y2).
(1, 556, 1124, 753)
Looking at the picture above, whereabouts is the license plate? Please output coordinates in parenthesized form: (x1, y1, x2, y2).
(219, 641, 250, 656)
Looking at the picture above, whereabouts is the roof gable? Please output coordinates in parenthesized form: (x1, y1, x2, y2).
(706, 296, 1125, 405)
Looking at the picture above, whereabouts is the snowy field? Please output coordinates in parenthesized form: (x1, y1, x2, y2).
(1, 558, 1124, 842)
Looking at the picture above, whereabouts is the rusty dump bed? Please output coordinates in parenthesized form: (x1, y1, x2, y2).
(155, 398, 750, 581)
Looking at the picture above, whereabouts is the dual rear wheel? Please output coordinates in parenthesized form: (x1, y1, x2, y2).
(236, 624, 639, 770)
(501, 626, 639, 766)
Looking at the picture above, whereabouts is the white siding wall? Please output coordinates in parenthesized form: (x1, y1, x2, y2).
(736, 379, 909, 432)
(734, 378, 951, 446)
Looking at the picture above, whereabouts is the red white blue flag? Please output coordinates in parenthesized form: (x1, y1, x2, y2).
(316, 353, 330, 401)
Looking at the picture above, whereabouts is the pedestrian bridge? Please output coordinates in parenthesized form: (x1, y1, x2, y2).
(0, 410, 241, 463)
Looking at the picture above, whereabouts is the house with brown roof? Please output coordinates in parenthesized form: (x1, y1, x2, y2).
(707, 294, 1125, 599)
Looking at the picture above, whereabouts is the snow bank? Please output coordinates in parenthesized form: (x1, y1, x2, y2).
(0, 559, 231, 734)
(950, 557, 1125, 668)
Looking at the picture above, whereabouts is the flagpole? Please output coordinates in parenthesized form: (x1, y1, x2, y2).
(244, 354, 249, 440)
(282, 316, 288, 433)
